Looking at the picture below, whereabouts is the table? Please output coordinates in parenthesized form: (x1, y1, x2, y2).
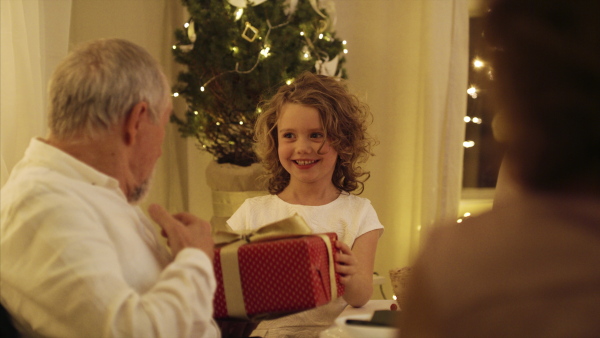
(319, 300, 400, 338)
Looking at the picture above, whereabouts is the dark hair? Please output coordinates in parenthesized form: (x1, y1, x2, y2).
(485, 0, 600, 192)
(254, 72, 376, 195)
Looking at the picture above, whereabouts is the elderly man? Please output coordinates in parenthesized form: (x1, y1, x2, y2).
(0, 38, 220, 337)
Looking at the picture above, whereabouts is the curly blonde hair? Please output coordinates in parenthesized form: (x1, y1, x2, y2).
(254, 71, 376, 195)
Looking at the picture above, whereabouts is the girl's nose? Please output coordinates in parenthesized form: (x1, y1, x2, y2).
(296, 137, 313, 154)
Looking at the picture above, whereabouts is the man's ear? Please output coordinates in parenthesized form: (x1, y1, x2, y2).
(123, 102, 149, 146)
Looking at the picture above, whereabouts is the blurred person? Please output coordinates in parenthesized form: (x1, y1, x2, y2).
(0, 38, 220, 337)
(402, 0, 600, 337)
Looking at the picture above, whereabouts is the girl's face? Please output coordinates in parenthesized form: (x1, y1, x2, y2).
(277, 103, 338, 189)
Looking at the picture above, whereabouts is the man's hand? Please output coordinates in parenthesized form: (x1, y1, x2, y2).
(148, 204, 214, 259)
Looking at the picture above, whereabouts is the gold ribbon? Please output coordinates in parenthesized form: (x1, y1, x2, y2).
(214, 214, 339, 319)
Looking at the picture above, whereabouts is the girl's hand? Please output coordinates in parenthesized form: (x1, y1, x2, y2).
(335, 229, 382, 307)
(335, 241, 359, 284)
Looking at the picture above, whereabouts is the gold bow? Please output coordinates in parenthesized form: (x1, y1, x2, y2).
(215, 214, 337, 319)
(214, 213, 312, 246)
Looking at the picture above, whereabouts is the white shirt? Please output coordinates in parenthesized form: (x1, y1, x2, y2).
(0, 138, 220, 338)
(227, 193, 383, 337)
(227, 193, 383, 247)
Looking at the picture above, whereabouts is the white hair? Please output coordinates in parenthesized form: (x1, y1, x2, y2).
(48, 38, 170, 139)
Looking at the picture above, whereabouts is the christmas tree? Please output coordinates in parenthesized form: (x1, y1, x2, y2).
(171, 0, 348, 167)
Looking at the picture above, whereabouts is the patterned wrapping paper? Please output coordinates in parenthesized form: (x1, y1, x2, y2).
(213, 233, 345, 319)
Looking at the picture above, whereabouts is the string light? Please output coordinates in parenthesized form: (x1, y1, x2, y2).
(216, 122, 221, 126)
(260, 45, 271, 58)
(231, 46, 239, 54)
(200, 86, 205, 92)
(194, 111, 199, 115)
(464, 116, 483, 124)
(319, 33, 324, 39)
(285, 79, 294, 85)
(342, 40, 347, 45)
(184, 22, 190, 29)
(463, 140, 475, 148)
(467, 86, 478, 99)
(239, 121, 244, 125)
(343, 49, 349, 54)
(172, 45, 177, 50)
(172, 92, 179, 97)
(457, 218, 463, 223)
(300, 31, 305, 36)
(473, 58, 484, 69)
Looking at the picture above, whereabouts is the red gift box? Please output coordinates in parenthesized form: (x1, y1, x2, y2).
(212, 232, 344, 319)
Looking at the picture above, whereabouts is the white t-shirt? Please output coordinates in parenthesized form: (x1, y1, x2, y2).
(0, 138, 220, 338)
(227, 192, 383, 337)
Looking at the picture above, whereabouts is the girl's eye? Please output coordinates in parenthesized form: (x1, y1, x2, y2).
(282, 132, 294, 139)
(310, 132, 324, 138)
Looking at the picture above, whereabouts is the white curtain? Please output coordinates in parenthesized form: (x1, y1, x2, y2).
(0, 0, 72, 186)
(333, 0, 468, 288)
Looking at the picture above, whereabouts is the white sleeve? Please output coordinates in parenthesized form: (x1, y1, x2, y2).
(356, 201, 384, 238)
(1, 198, 220, 338)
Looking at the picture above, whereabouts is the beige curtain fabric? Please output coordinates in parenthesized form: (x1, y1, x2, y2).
(1, 0, 72, 182)
(333, 0, 468, 282)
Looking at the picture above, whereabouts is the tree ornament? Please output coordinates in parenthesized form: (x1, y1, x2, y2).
(241, 22, 259, 42)
(228, 0, 267, 7)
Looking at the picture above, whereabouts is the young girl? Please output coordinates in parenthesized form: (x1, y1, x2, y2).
(227, 71, 383, 337)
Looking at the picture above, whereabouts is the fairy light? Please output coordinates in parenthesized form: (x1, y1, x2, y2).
(216, 122, 221, 126)
(285, 79, 294, 85)
(463, 212, 471, 217)
(392, 295, 397, 301)
(260, 46, 271, 58)
(172, 92, 179, 97)
(464, 116, 471, 123)
(200, 86, 205, 92)
(472, 117, 482, 124)
(457, 218, 463, 223)
(342, 40, 347, 45)
(239, 121, 244, 125)
(300, 31, 305, 36)
(231, 46, 239, 54)
(319, 33, 324, 39)
(467, 86, 478, 99)
(194, 111, 199, 115)
(473, 58, 484, 69)
(343, 49, 349, 54)
(172, 45, 177, 50)
(234, 8, 244, 21)
(463, 140, 475, 148)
